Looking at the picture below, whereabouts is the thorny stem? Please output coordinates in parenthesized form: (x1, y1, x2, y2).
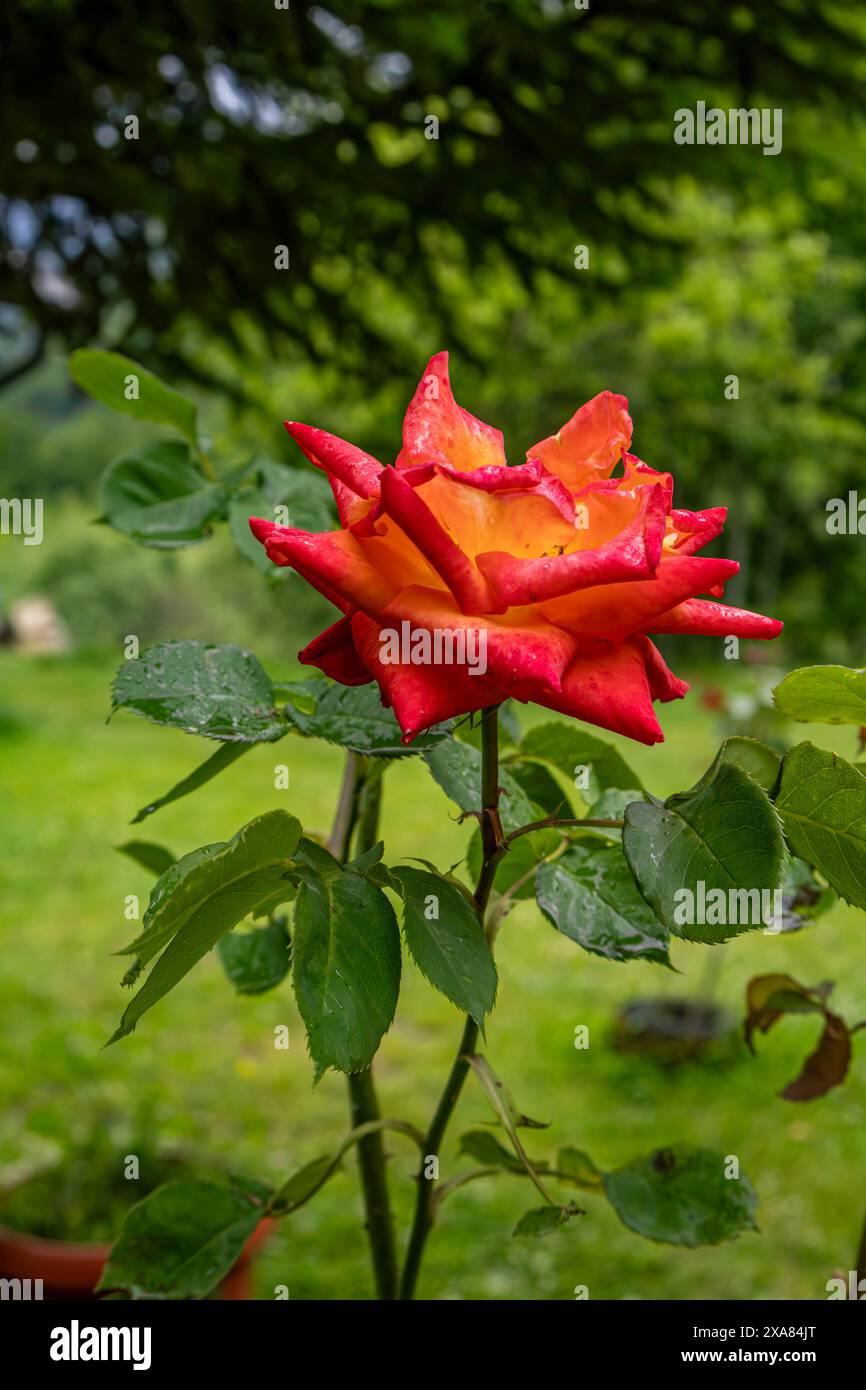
(346, 1065, 398, 1301)
(329, 752, 399, 1301)
(399, 704, 504, 1300)
(505, 815, 624, 845)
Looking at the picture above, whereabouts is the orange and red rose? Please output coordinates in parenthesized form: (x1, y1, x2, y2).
(251, 353, 781, 744)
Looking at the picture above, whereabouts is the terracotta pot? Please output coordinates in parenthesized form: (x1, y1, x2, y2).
(0, 1217, 274, 1301)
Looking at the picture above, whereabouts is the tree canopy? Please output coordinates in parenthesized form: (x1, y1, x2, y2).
(2, 1, 865, 391)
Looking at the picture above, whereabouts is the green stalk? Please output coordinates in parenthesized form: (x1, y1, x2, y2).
(398, 705, 503, 1300)
(329, 753, 399, 1301)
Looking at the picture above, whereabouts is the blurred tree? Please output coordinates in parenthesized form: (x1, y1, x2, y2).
(1, 0, 865, 396)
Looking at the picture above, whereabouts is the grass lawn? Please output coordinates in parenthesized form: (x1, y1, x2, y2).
(1, 649, 865, 1300)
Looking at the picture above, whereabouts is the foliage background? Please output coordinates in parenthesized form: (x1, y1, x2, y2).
(1, 0, 866, 1298)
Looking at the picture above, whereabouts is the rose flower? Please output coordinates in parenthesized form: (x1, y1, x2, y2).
(250, 354, 781, 744)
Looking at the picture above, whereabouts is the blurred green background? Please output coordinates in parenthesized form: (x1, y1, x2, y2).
(1, 1, 866, 1299)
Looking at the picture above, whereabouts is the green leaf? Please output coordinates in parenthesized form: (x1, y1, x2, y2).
(466, 1055, 555, 1208)
(274, 680, 317, 713)
(292, 866, 401, 1077)
(100, 441, 222, 548)
(466, 1054, 549, 1132)
(122, 811, 300, 966)
(577, 787, 644, 839)
(228, 463, 335, 573)
(512, 1205, 573, 1238)
(603, 1146, 758, 1247)
(458, 1130, 524, 1172)
(293, 836, 342, 881)
(218, 916, 291, 995)
(282, 678, 451, 756)
(345, 840, 386, 877)
(270, 1117, 425, 1219)
(623, 760, 785, 943)
(519, 722, 644, 795)
(556, 1147, 605, 1192)
(131, 842, 225, 964)
(96, 1178, 265, 1299)
(269, 1155, 341, 1217)
(112, 641, 285, 744)
(260, 460, 337, 531)
(774, 665, 866, 726)
(71, 349, 199, 444)
(115, 840, 176, 876)
(132, 742, 253, 823)
(229, 488, 283, 575)
(717, 735, 781, 792)
(774, 742, 866, 909)
(505, 757, 573, 817)
(423, 739, 534, 833)
(109, 811, 302, 1042)
(536, 840, 671, 966)
(390, 865, 497, 1025)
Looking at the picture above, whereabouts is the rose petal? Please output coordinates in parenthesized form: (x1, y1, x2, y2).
(637, 635, 690, 702)
(351, 612, 501, 743)
(283, 422, 382, 498)
(284, 422, 381, 527)
(397, 351, 506, 473)
(397, 469, 578, 562)
(249, 517, 396, 617)
(435, 457, 576, 527)
(378, 466, 497, 614)
(618, 452, 674, 508)
(330, 477, 376, 530)
(667, 506, 727, 555)
(379, 584, 577, 700)
(645, 598, 784, 639)
(528, 391, 632, 492)
(299, 615, 372, 685)
(538, 554, 740, 643)
(477, 484, 666, 607)
(536, 638, 665, 745)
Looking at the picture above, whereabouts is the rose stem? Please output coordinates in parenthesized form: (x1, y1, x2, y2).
(398, 703, 504, 1300)
(328, 751, 399, 1301)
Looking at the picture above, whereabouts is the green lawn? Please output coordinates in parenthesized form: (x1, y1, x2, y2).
(1, 650, 865, 1300)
